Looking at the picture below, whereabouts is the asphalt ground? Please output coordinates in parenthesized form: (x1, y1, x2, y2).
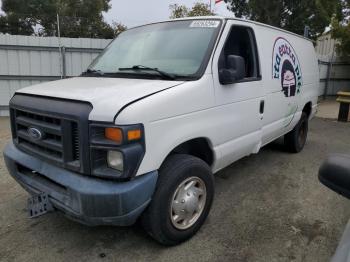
(1, 116, 350, 262)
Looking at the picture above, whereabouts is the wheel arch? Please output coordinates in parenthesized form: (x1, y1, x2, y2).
(302, 101, 312, 119)
(161, 137, 215, 168)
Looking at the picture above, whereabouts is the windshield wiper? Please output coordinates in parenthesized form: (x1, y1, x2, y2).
(118, 65, 176, 80)
(81, 69, 104, 76)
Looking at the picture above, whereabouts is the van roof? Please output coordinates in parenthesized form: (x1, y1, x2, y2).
(162, 16, 312, 43)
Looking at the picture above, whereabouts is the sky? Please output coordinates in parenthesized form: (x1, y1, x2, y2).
(104, 0, 232, 27)
(0, 0, 233, 27)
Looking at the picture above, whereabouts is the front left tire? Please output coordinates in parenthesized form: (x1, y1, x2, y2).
(141, 154, 214, 246)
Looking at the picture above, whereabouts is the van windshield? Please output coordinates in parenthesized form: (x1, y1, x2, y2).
(86, 20, 222, 80)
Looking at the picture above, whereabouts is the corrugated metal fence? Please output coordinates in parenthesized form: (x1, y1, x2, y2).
(318, 59, 350, 97)
(316, 33, 350, 97)
(0, 35, 111, 116)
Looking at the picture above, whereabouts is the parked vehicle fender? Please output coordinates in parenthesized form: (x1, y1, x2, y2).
(115, 75, 218, 176)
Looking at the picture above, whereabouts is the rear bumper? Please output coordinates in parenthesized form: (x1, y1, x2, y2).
(3, 142, 158, 226)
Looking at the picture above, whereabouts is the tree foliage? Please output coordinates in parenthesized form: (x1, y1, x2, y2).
(332, 21, 350, 57)
(332, 0, 350, 57)
(0, 0, 126, 38)
(225, 0, 342, 39)
(112, 22, 127, 36)
(170, 3, 214, 19)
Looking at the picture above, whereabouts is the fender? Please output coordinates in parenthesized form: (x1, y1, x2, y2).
(113, 82, 185, 122)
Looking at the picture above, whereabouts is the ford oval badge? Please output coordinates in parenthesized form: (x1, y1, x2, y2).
(28, 127, 43, 141)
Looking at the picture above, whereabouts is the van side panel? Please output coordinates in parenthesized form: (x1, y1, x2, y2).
(116, 74, 263, 176)
(254, 24, 319, 146)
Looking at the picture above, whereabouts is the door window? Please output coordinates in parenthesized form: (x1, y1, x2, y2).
(219, 26, 260, 81)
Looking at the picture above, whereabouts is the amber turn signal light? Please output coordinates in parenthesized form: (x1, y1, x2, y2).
(105, 127, 123, 144)
(127, 129, 142, 141)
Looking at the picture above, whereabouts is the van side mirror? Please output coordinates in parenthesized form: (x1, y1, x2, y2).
(319, 154, 350, 199)
(219, 55, 246, 85)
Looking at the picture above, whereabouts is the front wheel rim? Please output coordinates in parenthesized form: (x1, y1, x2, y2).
(170, 177, 207, 230)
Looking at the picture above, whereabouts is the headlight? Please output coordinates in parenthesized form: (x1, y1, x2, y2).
(107, 151, 124, 171)
(90, 123, 145, 180)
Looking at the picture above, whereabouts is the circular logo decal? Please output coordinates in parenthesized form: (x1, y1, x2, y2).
(272, 37, 302, 97)
(28, 127, 43, 141)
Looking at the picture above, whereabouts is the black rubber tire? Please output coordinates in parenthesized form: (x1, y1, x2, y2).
(141, 154, 214, 246)
(284, 112, 309, 153)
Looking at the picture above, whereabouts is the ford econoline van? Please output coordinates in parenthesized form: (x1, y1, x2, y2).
(4, 17, 319, 245)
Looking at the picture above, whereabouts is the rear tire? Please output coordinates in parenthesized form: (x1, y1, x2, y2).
(141, 154, 214, 246)
(284, 112, 309, 153)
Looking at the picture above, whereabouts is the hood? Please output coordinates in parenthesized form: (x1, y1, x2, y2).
(17, 77, 184, 122)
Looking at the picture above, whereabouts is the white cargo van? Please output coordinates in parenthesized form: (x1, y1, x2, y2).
(4, 17, 319, 245)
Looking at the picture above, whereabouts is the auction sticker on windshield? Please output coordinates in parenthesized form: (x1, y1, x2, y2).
(190, 20, 220, 28)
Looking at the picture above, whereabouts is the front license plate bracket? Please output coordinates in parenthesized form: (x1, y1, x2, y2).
(28, 193, 54, 218)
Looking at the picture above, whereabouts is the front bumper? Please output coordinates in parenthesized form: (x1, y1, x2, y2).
(3, 142, 158, 226)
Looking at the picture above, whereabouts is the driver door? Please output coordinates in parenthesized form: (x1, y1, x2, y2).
(212, 21, 264, 170)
